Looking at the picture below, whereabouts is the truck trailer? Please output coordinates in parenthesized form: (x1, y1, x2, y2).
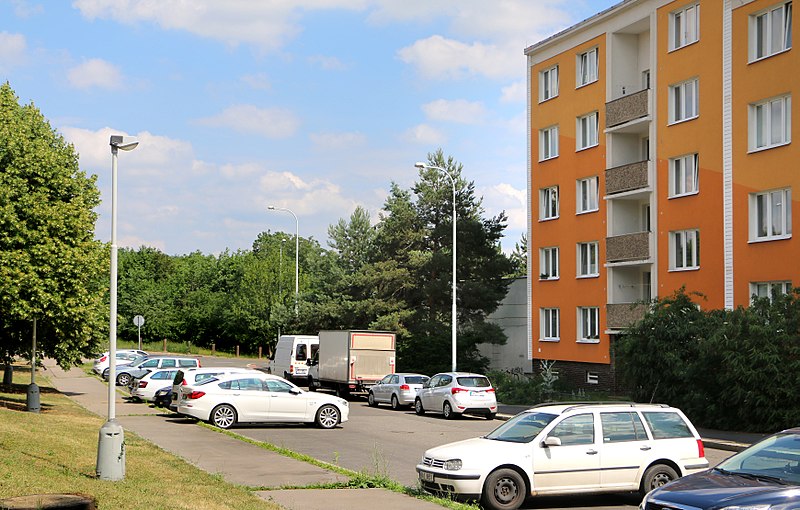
(308, 330, 396, 397)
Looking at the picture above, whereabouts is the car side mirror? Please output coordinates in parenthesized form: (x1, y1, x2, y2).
(290, 388, 302, 395)
(542, 436, 562, 448)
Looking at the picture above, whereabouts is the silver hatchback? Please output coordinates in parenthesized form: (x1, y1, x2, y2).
(368, 373, 429, 409)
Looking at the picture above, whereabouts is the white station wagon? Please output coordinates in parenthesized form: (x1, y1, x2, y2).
(416, 402, 708, 510)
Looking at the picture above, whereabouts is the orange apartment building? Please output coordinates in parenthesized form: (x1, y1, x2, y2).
(525, 0, 799, 390)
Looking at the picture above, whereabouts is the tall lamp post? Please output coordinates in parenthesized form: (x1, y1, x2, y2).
(97, 134, 138, 481)
(414, 162, 457, 372)
(268, 206, 299, 314)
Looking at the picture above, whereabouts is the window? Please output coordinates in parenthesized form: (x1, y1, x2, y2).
(577, 176, 599, 213)
(540, 308, 560, 341)
(750, 281, 792, 302)
(576, 47, 598, 87)
(751, 1, 792, 61)
(577, 241, 599, 277)
(669, 154, 699, 197)
(539, 125, 559, 160)
(578, 307, 600, 342)
(750, 95, 791, 150)
(586, 372, 599, 385)
(539, 247, 559, 280)
(750, 188, 792, 241)
(670, 3, 700, 50)
(550, 414, 595, 445)
(160, 359, 176, 368)
(670, 229, 700, 269)
(540, 65, 559, 102)
(576, 112, 599, 150)
(669, 78, 699, 123)
(601, 412, 648, 443)
(540, 186, 559, 220)
(642, 412, 693, 439)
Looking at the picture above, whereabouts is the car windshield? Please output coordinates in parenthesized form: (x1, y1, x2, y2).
(716, 432, 800, 485)
(484, 412, 558, 443)
(457, 376, 491, 388)
(128, 355, 148, 365)
(405, 376, 428, 385)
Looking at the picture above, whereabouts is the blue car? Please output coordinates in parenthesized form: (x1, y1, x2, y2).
(640, 427, 800, 510)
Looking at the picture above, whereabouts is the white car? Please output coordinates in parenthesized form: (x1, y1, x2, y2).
(178, 372, 349, 429)
(416, 402, 709, 510)
(368, 373, 429, 409)
(92, 349, 148, 375)
(169, 367, 261, 412)
(415, 372, 497, 419)
(129, 368, 180, 402)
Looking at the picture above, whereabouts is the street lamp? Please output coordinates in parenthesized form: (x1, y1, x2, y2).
(97, 134, 138, 481)
(268, 206, 298, 314)
(414, 162, 457, 372)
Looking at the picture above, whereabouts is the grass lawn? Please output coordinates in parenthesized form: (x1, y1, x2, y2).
(0, 365, 281, 510)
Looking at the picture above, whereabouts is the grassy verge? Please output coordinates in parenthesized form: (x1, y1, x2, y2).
(0, 366, 280, 510)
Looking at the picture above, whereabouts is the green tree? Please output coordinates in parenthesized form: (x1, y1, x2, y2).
(117, 246, 176, 344)
(0, 82, 107, 368)
(509, 232, 527, 278)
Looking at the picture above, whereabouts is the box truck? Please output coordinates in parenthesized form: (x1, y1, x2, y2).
(307, 330, 395, 397)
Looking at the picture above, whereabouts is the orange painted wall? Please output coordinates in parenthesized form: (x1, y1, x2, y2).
(530, 34, 610, 365)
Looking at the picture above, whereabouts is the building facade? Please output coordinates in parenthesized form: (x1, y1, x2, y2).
(526, 0, 798, 390)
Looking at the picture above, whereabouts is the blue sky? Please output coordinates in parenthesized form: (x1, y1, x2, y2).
(2, 0, 618, 256)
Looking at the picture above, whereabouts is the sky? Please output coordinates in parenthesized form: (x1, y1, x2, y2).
(2, 0, 619, 256)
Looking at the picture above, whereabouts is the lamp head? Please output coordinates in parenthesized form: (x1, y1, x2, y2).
(414, 162, 426, 169)
(110, 135, 139, 151)
(268, 205, 276, 210)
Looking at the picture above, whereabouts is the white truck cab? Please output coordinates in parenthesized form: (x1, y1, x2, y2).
(271, 335, 319, 383)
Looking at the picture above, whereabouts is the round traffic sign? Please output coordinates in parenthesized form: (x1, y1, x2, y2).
(133, 315, 145, 327)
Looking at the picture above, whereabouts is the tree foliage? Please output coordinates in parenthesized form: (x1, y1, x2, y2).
(0, 82, 107, 367)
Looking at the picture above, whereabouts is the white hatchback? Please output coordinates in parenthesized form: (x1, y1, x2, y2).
(416, 402, 708, 510)
(414, 372, 497, 420)
(129, 368, 179, 402)
(178, 372, 349, 429)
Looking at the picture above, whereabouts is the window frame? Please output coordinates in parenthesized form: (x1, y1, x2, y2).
(668, 153, 699, 198)
(539, 65, 559, 102)
(577, 176, 599, 213)
(749, 188, 792, 242)
(539, 125, 559, 161)
(669, 3, 700, 51)
(577, 306, 600, 343)
(750, 280, 793, 302)
(577, 241, 599, 278)
(576, 47, 599, 88)
(539, 246, 559, 280)
(669, 229, 700, 270)
(539, 185, 559, 221)
(750, 1, 793, 62)
(540, 308, 560, 341)
(669, 78, 699, 124)
(749, 95, 792, 151)
(576, 112, 599, 151)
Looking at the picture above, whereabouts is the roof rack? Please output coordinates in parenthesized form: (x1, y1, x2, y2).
(526, 401, 670, 413)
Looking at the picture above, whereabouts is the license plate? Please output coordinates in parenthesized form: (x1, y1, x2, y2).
(420, 471, 434, 482)
(470, 391, 484, 396)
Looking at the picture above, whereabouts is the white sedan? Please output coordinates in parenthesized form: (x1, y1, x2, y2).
(92, 349, 148, 375)
(178, 372, 349, 429)
(129, 368, 179, 402)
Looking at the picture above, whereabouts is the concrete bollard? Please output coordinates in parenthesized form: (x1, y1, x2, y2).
(96, 420, 125, 480)
(26, 383, 40, 413)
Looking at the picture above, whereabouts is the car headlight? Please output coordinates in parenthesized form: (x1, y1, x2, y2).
(444, 459, 462, 471)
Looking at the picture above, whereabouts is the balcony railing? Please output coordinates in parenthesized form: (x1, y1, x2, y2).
(605, 89, 649, 128)
(606, 303, 648, 329)
(605, 160, 649, 195)
(606, 231, 650, 263)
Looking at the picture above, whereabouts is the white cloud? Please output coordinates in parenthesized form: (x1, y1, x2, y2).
(422, 99, 486, 124)
(308, 55, 348, 71)
(0, 32, 27, 70)
(500, 80, 526, 103)
(261, 171, 356, 217)
(310, 131, 366, 149)
(402, 124, 446, 145)
(241, 72, 271, 90)
(66, 58, 123, 90)
(196, 104, 300, 139)
(483, 182, 527, 231)
(11, 1, 44, 17)
(397, 36, 520, 80)
(220, 162, 264, 178)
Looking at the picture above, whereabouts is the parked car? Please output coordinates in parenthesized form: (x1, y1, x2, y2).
(153, 387, 172, 409)
(417, 402, 708, 510)
(105, 356, 201, 387)
(414, 372, 497, 420)
(368, 373, 429, 409)
(169, 367, 261, 412)
(640, 427, 800, 510)
(129, 368, 180, 403)
(178, 372, 349, 429)
(92, 349, 148, 375)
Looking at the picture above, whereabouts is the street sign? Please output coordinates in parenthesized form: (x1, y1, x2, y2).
(133, 315, 145, 327)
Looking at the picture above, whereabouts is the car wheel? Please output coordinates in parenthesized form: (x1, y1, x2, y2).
(443, 401, 457, 420)
(116, 373, 131, 387)
(390, 394, 400, 410)
(486, 412, 497, 420)
(102, 368, 109, 379)
(414, 398, 425, 415)
(641, 464, 679, 494)
(481, 468, 526, 510)
(315, 404, 340, 429)
(210, 404, 237, 429)
(367, 392, 377, 407)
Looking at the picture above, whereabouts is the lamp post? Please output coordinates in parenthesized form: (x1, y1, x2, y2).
(97, 134, 138, 481)
(268, 206, 298, 314)
(414, 162, 457, 372)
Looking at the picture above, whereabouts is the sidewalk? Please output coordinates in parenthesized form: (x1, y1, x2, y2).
(41, 360, 441, 510)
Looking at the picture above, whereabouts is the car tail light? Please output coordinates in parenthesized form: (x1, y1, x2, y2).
(697, 439, 705, 458)
(181, 379, 188, 385)
(451, 387, 467, 395)
(400, 384, 410, 391)
(197, 360, 201, 368)
(187, 391, 205, 400)
(486, 388, 496, 393)
(290, 365, 294, 373)
(138, 381, 148, 388)
(99, 356, 107, 362)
